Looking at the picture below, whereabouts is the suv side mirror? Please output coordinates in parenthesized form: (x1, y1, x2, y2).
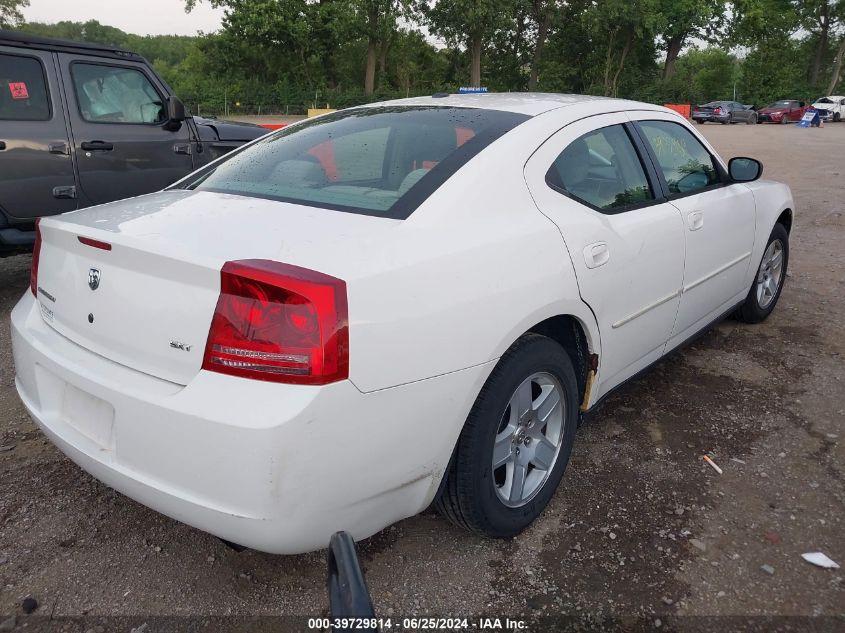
(729, 157, 763, 182)
(163, 96, 186, 131)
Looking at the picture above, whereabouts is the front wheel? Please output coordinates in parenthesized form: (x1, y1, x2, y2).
(781, 115, 790, 124)
(734, 223, 789, 323)
(435, 334, 579, 537)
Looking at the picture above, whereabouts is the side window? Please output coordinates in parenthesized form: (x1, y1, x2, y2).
(637, 120, 720, 195)
(546, 124, 653, 212)
(71, 63, 165, 124)
(0, 53, 50, 121)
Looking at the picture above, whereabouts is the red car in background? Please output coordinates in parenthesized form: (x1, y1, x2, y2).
(757, 100, 809, 124)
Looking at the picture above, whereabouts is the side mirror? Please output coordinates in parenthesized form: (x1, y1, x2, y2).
(327, 532, 376, 631)
(729, 157, 763, 182)
(163, 96, 186, 131)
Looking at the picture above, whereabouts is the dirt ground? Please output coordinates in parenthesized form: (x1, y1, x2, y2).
(1, 122, 843, 632)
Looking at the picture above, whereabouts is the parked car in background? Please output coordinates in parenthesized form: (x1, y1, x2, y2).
(757, 100, 809, 124)
(810, 96, 845, 122)
(0, 29, 267, 255)
(692, 101, 757, 125)
(13, 93, 794, 554)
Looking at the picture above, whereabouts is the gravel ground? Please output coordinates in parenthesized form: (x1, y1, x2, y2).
(1, 123, 843, 632)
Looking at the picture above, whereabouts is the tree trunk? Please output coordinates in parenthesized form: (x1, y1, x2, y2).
(364, 37, 377, 95)
(826, 37, 845, 95)
(528, 10, 550, 91)
(470, 35, 482, 87)
(662, 33, 685, 81)
(811, 3, 830, 85)
(603, 30, 616, 96)
(610, 35, 632, 97)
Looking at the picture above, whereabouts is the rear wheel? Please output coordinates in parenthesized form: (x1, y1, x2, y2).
(734, 223, 789, 323)
(746, 114, 757, 125)
(435, 334, 579, 537)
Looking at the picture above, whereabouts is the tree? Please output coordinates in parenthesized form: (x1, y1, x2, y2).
(528, 0, 557, 90)
(654, 0, 725, 80)
(424, 0, 512, 87)
(0, 0, 28, 28)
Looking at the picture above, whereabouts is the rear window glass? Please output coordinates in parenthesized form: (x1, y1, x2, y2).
(0, 53, 50, 121)
(176, 106, 528, 219)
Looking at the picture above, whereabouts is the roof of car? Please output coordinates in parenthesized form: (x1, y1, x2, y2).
(0, 29, 143, 61)
(364, 92, 665, 117)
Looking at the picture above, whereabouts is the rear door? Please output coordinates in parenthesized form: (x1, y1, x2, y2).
(56, 53, 193, 206)
(525, 113, 686, 393)
(630, 114, 756, 347)
(0, 47, 77, 223)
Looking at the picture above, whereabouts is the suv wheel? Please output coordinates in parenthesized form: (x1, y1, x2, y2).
(436, 334, 579, 537)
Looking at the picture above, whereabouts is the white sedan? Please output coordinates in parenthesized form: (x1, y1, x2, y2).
(11, 94, 793, 554)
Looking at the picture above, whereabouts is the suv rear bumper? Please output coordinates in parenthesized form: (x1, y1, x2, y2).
(11, 292, 489, 553)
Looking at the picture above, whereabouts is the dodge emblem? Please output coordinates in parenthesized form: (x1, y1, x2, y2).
(88, 268, 101, 291)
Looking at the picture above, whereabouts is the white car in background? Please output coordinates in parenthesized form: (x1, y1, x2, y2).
(811, 96, 845, 121)
(12, 94, 794, 554)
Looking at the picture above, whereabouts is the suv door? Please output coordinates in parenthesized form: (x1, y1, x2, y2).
(525, 113, 686, 394)
(0, 48, 76, 227)
(56, 54, 193, 206)
(630, 114, 756, 348)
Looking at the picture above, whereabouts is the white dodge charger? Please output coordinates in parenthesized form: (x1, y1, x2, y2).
(12, 94, 792, 554)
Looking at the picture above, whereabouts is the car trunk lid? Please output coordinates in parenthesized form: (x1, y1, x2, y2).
(34, 190, 398, 385)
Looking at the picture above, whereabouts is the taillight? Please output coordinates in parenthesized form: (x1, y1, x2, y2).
(30, 219, 42, 297)
(714, 107, 723, 114)
(202, 260, 349, 385)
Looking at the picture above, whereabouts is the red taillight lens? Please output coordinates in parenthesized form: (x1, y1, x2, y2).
(202, 260, 349, 385)
(78, 236, 112, 251)
(714, 107, 723, 114)
(30, 219, 42, 296)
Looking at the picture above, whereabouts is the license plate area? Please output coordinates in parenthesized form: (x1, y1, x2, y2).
(61, 383, 115, 451)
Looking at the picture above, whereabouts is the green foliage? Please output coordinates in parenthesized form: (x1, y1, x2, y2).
(0, 0, 28, 28)
(9, 0, 845, 116)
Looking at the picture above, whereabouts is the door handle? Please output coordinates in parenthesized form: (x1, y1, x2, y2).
(52, 185, 77, 199)
(49, 142, 69, 155)
(81, 141, 114, 151)
(687, 211, 704, 231)
(583, 242, 610, 269)
(173, 142, 192, 155)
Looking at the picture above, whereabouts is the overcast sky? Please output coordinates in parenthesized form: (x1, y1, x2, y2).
(23, 0, 225, 36)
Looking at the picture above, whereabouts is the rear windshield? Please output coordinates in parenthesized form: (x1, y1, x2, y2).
(176, 106, 528, 219)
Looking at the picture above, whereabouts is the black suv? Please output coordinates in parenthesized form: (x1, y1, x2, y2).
(0, 30, 267, 254)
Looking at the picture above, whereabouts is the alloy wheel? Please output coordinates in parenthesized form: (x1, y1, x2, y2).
(492, 372, 566, 508)
(756, 239, 785, 309)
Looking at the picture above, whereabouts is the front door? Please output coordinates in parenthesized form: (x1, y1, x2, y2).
(630, 115, 757, 346)
(525, 113, 686, 395)
(0, 48, 77, 222)
(56, 54, 193, 206)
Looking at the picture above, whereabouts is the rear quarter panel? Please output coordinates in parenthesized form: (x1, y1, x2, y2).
(344, 114, 601, 393)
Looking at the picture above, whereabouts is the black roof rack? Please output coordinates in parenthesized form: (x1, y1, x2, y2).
(0, 29, 143, 61)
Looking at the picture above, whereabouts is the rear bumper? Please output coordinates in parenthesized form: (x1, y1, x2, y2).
(692, 113, 729, 123)
(11, 292, 492, 553)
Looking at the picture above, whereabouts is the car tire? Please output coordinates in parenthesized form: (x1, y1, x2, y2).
(834, 113, 841, 122)
(746, 114, 757, 125)
(435, 333, 579, 538)
(781, 115, 789, 124)
(734, 223, 789, 324)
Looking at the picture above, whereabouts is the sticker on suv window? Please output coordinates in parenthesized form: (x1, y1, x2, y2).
(8, 82, 29, 100)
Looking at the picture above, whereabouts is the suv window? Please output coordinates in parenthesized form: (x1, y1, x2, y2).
(637, 120, 719, 195)
(546, 124, 653, 212)
(178, 106, 528, 219)
(71, 63, 165, 124)
(0, 53, 50, 121)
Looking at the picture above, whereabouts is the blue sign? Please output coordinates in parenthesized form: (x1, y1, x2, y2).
(458, 87, 489, 94)
(797, 109, 820, 127)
